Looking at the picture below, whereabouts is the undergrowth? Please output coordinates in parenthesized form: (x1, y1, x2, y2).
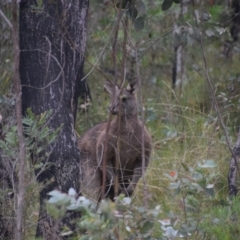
(71, 73, 238, 239)
(1, 1, 240, 239)
(1, 66, 240, 239)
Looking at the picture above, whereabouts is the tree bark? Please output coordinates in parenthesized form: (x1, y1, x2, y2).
(224, 0, 240, 57)
(172, 2, 188, 94)
(12, 1, 26, 239)
(19, 0, 89, 238)
(228, 130, 240, 197)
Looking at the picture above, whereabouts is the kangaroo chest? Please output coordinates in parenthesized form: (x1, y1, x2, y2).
(115, 130, 142, 169)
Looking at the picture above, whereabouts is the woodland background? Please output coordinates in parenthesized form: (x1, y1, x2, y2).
(1, 0, 240, 239)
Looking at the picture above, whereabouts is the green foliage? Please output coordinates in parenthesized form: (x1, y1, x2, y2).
(0, 3, 13, 98)
(47, 159, 240, 240)
(0, 125, 18, 157)
(0, 108, 61, 239)
(47, 189, 160, 239)
(209, 5, 224, 22)
(1, 0, 240, 239)
(114, 0, 147, 31)
(134, 16, 145, 31)
(30, 0, 44, 12)
(0, 109, 61, 168)
(156, 162, 215, 237)
(199, 197, 240, 239)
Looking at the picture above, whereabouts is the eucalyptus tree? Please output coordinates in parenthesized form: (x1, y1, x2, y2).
(19, 0, 89, 238)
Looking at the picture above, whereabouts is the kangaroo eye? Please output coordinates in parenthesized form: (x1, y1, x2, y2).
(120, 94, 127, 102)
(121, 97, 127, 102)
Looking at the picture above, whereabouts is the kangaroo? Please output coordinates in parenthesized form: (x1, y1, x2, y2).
(78, 82, 152, 201)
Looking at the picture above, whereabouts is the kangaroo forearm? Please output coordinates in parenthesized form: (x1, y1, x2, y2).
(131, 167, 142, 185)
(100, 165, 117, 186)
(131, 159, 149, 185)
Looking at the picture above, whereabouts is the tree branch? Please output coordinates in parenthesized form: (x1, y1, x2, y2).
(135, 49, 148, 208)
(0, 9, 13, 29)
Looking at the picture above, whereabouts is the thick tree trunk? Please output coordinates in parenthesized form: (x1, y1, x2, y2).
(19, 0, 89, 238)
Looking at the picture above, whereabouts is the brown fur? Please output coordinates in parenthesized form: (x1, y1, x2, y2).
(78, 82, 152, 201)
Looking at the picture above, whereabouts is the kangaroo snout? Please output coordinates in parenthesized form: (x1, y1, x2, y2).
(108, 104, 119, 115)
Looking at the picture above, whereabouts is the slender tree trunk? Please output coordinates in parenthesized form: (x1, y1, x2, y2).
(227, 1, 240, 197)
(19, 0, 89, 238)
(172, 2, 188, 95)
(224, 0, 240, 57)
(9, 1, 27, 239)
(228, 130, 240, 197)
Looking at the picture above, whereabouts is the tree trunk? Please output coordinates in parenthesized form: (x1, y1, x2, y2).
(224, 0, 240, 57)
(19, 0, 89, 238)
(172, 2, 188, 94)
(228, 130, 240, 197)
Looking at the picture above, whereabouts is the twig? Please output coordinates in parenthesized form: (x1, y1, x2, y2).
(101, 113, 112, 199)
(0, 9, 13, 28)
(101, 4, 125, 199)
(112, 9, 122, 197)
(135, 49, 148, 208)
(112, 6, 122, 84)
(114, 14, 128, 198)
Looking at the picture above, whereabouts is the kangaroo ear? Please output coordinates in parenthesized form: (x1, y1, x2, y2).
(126, 82, 139, 94)
(104, 82, 119, 95)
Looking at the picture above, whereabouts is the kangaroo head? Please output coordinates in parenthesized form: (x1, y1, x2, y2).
(104, 82, 139, 117)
